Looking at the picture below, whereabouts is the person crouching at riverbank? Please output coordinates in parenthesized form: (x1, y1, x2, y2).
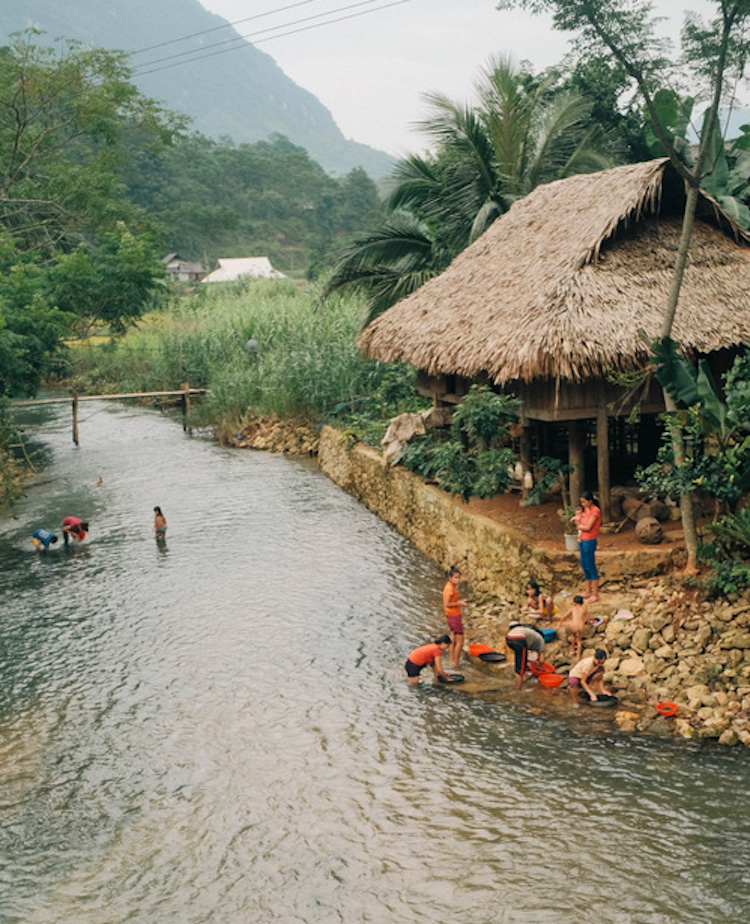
(520, 579, 554, 623)
(505, 622, 546, 690)
(62, 516, 88, 545)
(443, 566, 467, 669)
(567, 649, 609, 702)
(32, 528, 58, 552)
(404, 636, 453, 686)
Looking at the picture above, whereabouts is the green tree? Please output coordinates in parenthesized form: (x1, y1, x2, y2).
(0, 34, 181, 255)
(324, 57, 617, 325)
(498, 0, 750, 570)
(0, 234, 71, 397)
(0, 34, 182, 394)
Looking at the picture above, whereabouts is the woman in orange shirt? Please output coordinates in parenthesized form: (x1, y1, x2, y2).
(404, 636, 452, 686)
(443, 566, 468, 669)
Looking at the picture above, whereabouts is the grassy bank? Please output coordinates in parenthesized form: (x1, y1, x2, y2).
(66, 278, 423, 440)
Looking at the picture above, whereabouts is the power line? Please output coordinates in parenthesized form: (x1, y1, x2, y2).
(133, 0, 390, 73)
(132, 0, 414, 78)
(132, 0, 326, 56)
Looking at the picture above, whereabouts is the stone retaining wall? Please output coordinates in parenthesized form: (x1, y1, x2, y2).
(317, 426, 673, 601)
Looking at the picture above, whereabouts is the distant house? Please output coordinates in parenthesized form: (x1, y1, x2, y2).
(162, 253, 206, 283)
(201, 257, 286, 284)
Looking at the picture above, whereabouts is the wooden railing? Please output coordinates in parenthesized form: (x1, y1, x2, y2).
(10, 383, 207, 444)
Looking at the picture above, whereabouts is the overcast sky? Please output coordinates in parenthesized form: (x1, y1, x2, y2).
(200, 0, 737, 156)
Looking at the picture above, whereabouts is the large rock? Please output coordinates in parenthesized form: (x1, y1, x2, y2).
(720, 631, 750, 650)
(636, 516, 663, 544)
(631, 628, 652, 652)
(620, 656, 645, 676)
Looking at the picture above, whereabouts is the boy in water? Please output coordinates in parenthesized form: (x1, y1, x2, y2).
(31, 528, 58, 552)
(443, 566, 468, 669)
(562, 594, 588, 661)
(568, 649, 610, 702)
(404, 636, 453, 686)
(153, 506, 167, 538)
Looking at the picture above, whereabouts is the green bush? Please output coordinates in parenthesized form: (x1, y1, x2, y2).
(398, 384, 519, 501)
(66, 280, 418, 435)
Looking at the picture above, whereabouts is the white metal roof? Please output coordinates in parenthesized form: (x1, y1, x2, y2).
(201, 257, 286, 283)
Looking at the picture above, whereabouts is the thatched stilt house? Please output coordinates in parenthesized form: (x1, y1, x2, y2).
(358, 159, 750, 520)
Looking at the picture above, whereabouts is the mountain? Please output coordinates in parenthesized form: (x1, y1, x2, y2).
(0, 0, 395, 177)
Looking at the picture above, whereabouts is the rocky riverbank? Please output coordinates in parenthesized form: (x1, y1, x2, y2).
(466, 580, 750, 747)
(224, 415, 319, 454)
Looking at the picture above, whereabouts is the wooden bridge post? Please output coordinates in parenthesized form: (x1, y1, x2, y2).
(72, 392, 80, 445)
(182, 382, 192, 433)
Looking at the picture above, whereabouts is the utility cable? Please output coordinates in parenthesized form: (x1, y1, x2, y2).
(132, 0, 327, 56)
(133, 0, 413, 77)
(133, 0, 389, 72)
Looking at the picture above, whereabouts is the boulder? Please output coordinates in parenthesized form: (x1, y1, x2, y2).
(636, 516, 663, 544)
(719, 631, 750, 650)
(631, 628, 652, 652)
(620, 656, 645, 676)
(614, 710, 641, 732)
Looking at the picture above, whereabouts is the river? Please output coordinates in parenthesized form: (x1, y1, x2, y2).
(0, 401, 748, 923)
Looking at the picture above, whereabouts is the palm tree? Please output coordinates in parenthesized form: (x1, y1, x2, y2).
(324, 56, 619, 326)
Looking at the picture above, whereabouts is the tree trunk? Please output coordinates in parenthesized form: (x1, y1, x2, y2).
(660, 182, 701, 572)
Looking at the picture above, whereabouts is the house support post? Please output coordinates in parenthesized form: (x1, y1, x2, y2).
(568, 420, 584, 506)
(596, 402, 611, 521)
(519, 417, 532, 500)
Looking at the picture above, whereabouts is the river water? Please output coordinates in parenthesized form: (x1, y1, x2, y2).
(0, 401, 748, 923)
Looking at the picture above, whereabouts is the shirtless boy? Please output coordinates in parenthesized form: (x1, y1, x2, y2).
(563, 595, 588, 660)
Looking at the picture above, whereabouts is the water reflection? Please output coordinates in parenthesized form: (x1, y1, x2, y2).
(0, 401, 747, 923)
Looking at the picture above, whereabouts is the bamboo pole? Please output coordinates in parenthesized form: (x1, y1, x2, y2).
(182, 382, 192, 433)
(72, 392, 79, 446)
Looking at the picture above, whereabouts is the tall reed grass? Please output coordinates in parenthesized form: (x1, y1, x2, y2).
(67, 278, 413, 434)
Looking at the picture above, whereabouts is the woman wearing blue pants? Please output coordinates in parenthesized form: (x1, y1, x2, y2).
(578, 491, 602, 602)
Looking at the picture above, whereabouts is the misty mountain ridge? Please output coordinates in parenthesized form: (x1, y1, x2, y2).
(0, 0, 395, 178)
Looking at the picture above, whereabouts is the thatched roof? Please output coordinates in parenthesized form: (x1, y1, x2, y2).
(359, 159, 750, 384)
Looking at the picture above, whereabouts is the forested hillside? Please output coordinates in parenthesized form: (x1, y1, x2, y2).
(0, 0, 394, 177)
(127, 134, 384, 273)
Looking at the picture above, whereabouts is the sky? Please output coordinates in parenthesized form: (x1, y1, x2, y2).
(199, 0, 736, 156)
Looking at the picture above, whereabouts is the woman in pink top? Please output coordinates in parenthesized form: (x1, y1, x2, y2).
(62, 515, 89, 545)
(578, 491, 602, 602)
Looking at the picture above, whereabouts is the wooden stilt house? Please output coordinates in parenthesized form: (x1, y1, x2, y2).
(358, 159, 750, 519)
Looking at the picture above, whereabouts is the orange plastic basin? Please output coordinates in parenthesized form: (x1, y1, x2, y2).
(539, 672, 563, 688)
(655, 701, 679, 717)
(468, 643, 491, 656)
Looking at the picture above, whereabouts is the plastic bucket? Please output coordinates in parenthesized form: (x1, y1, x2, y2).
(468, 643, 491, 656)
(538, 672, 563, 688)
(538, 628, 557, 642)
